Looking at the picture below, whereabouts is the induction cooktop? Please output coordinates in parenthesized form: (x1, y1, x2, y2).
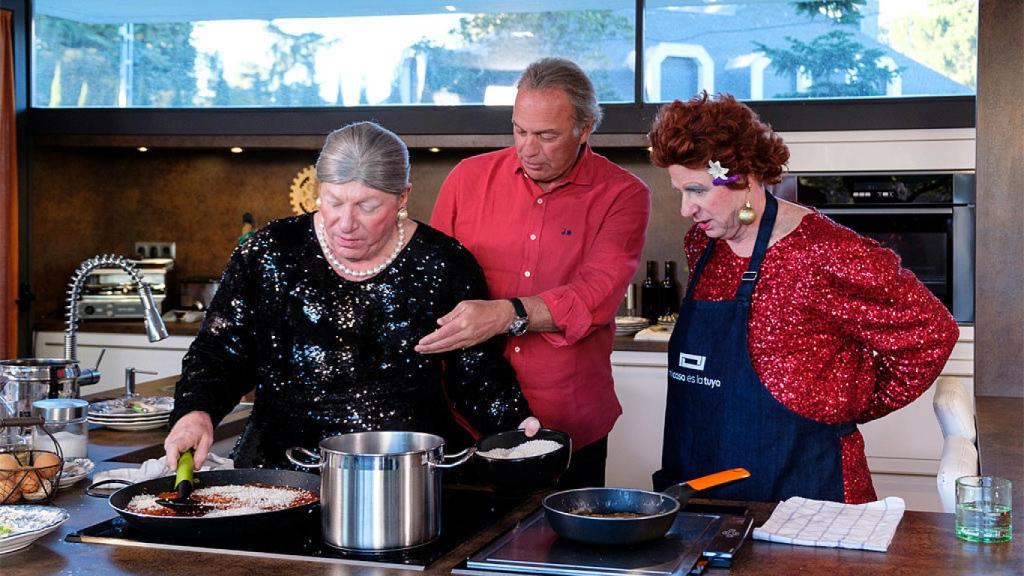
(453, 504, 753, 576)
(67, 484, 525, 571)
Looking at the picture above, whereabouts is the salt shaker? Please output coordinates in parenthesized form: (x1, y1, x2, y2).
(31, 398, 89, 459)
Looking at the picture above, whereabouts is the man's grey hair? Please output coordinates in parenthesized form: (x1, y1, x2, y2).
(517, 57, 603, 134)
(315, 121, 409, 195)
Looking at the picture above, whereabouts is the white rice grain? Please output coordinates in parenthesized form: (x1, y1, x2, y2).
(478, 439, 562, 460)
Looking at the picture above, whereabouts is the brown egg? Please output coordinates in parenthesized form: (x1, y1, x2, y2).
(0, 476, 22, 503)
(0, 453, 18, 479)
(33, 451, 61, 479)
(18, 468, 41, 493)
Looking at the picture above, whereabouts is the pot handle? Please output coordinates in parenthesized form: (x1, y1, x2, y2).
(432, 446, 477, 469)
(285, 446, 323, 469)
(85, 478, 134, 498)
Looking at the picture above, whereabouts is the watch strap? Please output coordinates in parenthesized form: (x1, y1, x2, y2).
(509, 297, 528, 319)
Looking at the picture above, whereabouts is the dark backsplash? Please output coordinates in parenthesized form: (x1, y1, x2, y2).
(29, 145, 688, 321)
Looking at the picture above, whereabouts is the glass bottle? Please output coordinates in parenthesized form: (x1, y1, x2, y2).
(640, 260, 661, 324)
(661, 260, 680, 317)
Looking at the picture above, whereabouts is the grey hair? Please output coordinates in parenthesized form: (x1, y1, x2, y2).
(315, 121, 409, 195)
(516, 57, 603, 134)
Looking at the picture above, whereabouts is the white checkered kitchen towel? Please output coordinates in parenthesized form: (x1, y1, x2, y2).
(752, 496, 905, 552)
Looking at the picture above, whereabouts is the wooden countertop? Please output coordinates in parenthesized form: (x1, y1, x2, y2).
(3, 381, 1021, 575)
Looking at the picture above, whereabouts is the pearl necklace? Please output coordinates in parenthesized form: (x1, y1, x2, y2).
(316, 218, 405, 278)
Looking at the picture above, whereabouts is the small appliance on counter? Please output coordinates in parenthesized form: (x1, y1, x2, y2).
(77, 258, 175, 320)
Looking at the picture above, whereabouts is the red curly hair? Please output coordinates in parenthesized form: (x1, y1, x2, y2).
(648, 92, 789, 188)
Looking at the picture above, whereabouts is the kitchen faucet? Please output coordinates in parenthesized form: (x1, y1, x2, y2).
(64, 254, 169, 384)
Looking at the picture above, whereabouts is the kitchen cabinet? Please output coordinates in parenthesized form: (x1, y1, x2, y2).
(32, 330, 194, 395)
(606, 326, 974, 490)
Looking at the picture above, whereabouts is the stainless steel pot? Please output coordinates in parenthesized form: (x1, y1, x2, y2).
(286, 431, 475, 551)
(0, 358, 86, 448)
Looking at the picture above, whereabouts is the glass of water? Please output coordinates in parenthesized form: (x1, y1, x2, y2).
(956, 476, 1012, 543)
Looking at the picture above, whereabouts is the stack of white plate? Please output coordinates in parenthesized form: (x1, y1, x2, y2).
(88, 396, 174, 431)
(614, 316, 650, 336)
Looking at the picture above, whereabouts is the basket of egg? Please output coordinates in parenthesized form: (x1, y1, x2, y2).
(0, 416, 64, 504)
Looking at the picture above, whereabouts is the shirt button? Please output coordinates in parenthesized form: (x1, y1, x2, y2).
(529, 234, 537, 241)
(514, 346, 521, 353)
(536, 198, 544, 205)
(524, 271, 531, 278)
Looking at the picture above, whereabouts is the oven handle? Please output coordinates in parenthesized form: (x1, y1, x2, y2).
(818, 207, 954, 216)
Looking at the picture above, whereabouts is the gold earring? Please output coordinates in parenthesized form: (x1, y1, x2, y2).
(737, 188, 756, 225)
(397, 206, 409, 221)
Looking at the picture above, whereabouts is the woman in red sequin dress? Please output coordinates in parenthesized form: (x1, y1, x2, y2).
(648, 93, 959, 503)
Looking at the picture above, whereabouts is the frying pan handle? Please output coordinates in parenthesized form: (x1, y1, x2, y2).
(681, 468, 751, 493)
(85, 478, 135, 498)
(285, 446, 323, 469)
(432, 446, 477, 469)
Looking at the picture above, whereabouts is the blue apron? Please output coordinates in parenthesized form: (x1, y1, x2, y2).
(653, 191, 855, 502)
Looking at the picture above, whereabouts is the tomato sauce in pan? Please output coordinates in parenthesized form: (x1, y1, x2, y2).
(126, 483, 317, 518)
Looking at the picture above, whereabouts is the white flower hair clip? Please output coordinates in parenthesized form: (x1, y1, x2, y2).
(707, 160, 742, 186)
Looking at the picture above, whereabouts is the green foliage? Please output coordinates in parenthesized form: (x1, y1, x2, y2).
(757, 31, 900, 97)
(793, 0, 867, 25)
(133, 23, 198, 107)
(33, 15, 120, 106)
(880, 0, 977, 89)
(760, 0, 899, 98)
(33, 16, 197, 107)
(418, 10, 633, 103)
(198, 24, 330, 107)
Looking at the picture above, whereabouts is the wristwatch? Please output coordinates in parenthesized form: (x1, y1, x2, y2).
(507, 298, 529, 337)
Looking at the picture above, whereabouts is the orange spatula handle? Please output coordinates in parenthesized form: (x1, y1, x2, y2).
(685, 468, 751, 492)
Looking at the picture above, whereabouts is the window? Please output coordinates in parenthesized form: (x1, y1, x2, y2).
(31, 1, 636, 108)
(27, 1, 978, 134)
(644, 0, 976, 102)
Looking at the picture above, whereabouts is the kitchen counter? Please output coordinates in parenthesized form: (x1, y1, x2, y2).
(2, 381, 1020, 575)
(33, 317, 204, 337)
(34, 318, 669, 352)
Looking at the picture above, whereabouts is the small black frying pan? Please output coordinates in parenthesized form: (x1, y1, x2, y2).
(542, 467, 750, 545)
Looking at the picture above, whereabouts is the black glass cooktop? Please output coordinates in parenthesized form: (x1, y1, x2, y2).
(67, 484, 526, 570)
(453, 503, 753, 576)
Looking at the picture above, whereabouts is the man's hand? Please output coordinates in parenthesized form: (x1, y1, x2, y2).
(163, 411, 214, 470)
(415, 299, 516, 354)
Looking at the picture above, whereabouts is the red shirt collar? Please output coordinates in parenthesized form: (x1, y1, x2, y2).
(513, 143, 595, 192)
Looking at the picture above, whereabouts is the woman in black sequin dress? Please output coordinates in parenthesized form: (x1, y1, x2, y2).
(164, 122, 538, 469)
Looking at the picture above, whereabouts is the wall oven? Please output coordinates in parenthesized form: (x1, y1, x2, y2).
(775, 173, 974, 323)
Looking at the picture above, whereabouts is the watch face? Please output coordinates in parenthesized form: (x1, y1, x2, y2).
(509, 317, 529, 336)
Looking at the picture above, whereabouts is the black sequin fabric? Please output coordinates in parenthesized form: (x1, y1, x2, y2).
(170, 215, 531, 469)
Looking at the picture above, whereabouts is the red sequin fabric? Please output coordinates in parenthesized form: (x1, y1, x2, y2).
(684, 211, 959, 503)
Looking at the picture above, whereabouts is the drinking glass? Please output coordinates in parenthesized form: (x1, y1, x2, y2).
(956, 476, 1012, 543)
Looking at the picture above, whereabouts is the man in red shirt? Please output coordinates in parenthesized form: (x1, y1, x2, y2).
(416, 58, 650, 487)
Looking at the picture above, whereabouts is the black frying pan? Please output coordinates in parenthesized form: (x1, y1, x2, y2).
(86, 468, 320, 540)
(542, 468, 750, 545)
